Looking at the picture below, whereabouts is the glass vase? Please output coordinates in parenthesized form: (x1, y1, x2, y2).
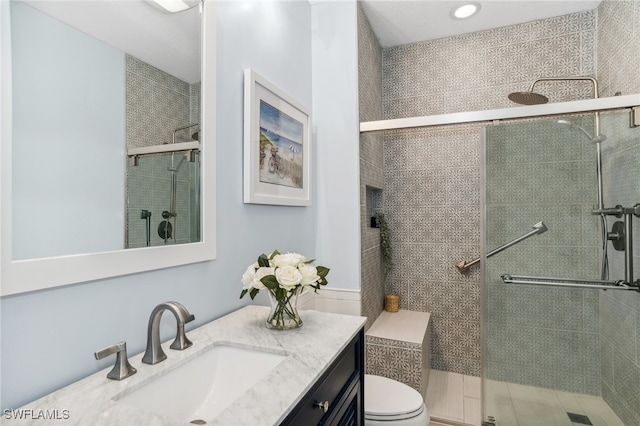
(266, 287, 303, 330)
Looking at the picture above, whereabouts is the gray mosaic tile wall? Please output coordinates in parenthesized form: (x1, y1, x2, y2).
(598, 109, 640, 424)
(597, 0, 640, 97)
(366, 333, 431, 397)
(125, 55, 201, 248)
(596, 2, 640, 422)
(484, 115, 601, 395)
(382, 10, 596, 119)
(358, 4, 386, 331)
(364, 3, 639, 408)
(378, 8, 601, 380)
(382, 123, 483, 376)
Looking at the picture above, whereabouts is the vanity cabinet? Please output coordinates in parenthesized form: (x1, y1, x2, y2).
(282, 328, 364, 426)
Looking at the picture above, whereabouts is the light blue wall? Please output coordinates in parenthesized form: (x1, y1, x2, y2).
(11, 1, 126, 259)
(1, 0, 314, 410)
(312, 1, 361, 291)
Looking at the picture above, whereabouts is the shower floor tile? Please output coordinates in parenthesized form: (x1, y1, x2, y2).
(426, 373, 623, 426)
(484, 380, 624, 426)
(426, 370, 481, 426)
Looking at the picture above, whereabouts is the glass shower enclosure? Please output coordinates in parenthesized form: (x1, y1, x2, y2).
(126, 149, 201, 249)
(482, 109, 640, 425)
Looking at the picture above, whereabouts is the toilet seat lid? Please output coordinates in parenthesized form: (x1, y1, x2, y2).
(364, 374, 424, 419)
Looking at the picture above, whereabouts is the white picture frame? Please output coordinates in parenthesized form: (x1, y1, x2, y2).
(243, 69, 311, 206)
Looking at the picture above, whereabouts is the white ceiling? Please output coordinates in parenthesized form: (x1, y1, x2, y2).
(360, 0, 602, 48)
(23, 1, 201, 83)
(22, 1, 602, 82)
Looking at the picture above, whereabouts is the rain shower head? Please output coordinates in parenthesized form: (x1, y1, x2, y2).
(507, 91, 549, 105)
(555, 119, 606, 143)
(508, 76, 599, 106)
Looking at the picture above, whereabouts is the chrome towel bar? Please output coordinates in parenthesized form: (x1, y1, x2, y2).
(501, 274, 640, 291)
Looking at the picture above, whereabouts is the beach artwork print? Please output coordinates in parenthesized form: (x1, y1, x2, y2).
(258, 100, 304, 189)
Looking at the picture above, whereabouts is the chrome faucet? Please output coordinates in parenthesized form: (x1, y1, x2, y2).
(142, 301, 195, 365)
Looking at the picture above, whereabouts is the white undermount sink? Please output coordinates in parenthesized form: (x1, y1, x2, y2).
(115, 344, 287, 423)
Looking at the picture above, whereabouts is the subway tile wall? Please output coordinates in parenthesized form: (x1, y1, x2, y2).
(125, 55, 201, 248)
(358, 4, 386, 331)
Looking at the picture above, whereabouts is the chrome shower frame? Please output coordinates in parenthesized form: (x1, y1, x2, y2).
(162, 123, 201, 244)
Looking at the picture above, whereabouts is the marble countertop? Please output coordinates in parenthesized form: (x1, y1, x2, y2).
(6, 306, 366, 426)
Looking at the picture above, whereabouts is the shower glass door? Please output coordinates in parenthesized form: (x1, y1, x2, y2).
(126, 150, 201, 248)
(482, 109, 639, 425)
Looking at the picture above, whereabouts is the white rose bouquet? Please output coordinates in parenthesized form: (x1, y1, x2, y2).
(240, 250, 329, 329)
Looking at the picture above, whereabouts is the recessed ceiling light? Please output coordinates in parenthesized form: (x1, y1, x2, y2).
(151, 0, 199, 13)
(451, 2, 481, 20)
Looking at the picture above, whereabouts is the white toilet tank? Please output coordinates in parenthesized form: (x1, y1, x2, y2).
(364, 374, 429, 426)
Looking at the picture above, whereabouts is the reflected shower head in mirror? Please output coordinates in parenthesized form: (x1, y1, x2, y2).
(507, 91, 549, 105)
(555, 119, 606, 143)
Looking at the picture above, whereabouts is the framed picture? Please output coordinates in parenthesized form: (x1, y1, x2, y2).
(243, 69, 311, 206)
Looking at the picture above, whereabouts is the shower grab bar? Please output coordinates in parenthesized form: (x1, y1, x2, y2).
(456, 221, 547, 272)
(501, 274, 640, 292)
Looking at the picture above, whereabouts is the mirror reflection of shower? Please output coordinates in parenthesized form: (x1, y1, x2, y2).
(159, 123, 200, 245)
(126, 127, 201, 249)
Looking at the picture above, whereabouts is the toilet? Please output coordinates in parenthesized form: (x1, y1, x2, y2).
(364, 374, 430, 425)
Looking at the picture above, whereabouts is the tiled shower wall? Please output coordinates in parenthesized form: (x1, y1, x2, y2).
(484, 116, 601, 395)
(383, 123, 483, 375)
(598, 109, 640, 424)
(378, 9, 597, 376)
(382, 10, 596, 119)
(359, 0, 639, 420)
(125, 55, 201, 248)
(358, 4, 386, 331)
(597, 0, 640, 97)
(126, 55, 199, 149)
(596, 2, 640, 423)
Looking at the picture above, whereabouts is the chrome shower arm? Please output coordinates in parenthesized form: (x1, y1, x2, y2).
(172, 123, 200, 144)
(456, 221, 547, 272)
(528, 76, 599, 99)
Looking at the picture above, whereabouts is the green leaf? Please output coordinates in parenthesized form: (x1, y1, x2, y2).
(257, 254, 270, 268)
(261, 275, 279, 290)
(269, 250, 281, 259)
(249, 288, 260, 300)
(275, 287, 287, 301)
(240, 289, 248, 299)
(316, 266, 330, 278)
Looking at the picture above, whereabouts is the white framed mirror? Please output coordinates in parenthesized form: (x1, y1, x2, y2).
(0, 0, 216, 296)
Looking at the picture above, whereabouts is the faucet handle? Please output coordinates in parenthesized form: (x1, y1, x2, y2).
(94, 341, 137, 381)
